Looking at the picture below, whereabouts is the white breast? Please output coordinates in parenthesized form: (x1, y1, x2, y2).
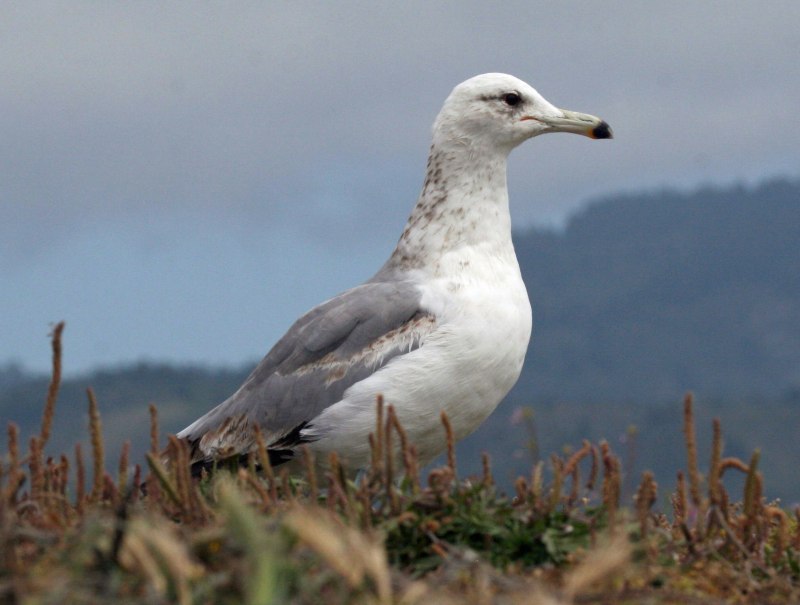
(309, 244, 532, 468)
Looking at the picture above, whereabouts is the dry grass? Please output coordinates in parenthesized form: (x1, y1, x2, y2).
(1, 326, 799, 604)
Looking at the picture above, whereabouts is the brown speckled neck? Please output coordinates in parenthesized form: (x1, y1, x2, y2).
(380, 142, 511, 274)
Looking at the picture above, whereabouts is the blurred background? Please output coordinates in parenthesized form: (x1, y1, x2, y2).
(2, 3, 799, 502)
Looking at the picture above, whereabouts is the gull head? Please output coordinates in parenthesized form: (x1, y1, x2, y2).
(432, 73, 612, 154)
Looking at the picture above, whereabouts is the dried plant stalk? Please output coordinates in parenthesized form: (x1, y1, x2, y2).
(131, 464, 142, 503)
(145, 452, 181, 506)
(327, 452, 342, 513)
(440, 411, 456, 477)
(387, 406, 408, 460)
(481, 452, 493, 488)
(530, 461, 544, 510)
(7, 423, 19, 474)
(301, 445, 318, 502)
(568, 465, 581, 507)
(148, 404, 159, 454)
(719, 457, 749, 475)
(387, 405, 418, 493)
(168, 435, 207, 522)
(367, 433, 377, 484)
(601, 441, 620, 525)
(58, 454, 70, 497)
(708, 418, 722, 508)
(357, 475, 373, 529)
(384, 409, 398, 514)
(244, 468, 271, 509)
(75, 443, 86, 512)
(332, 461, 358, 526)
(103, 471, 119, 504)
(42, 458, 57, 500)
(57, 455, 71, 517)
(563, 440, 592, 477)
(764, 505, 789, 564)
(253, 426, 277, 503)
(28, 436, 44, 503)
(86, 388, 105, 502)
(564, 440, 591, 505)
(372, 395, 385, 478)
(635, 471, 658, 538)
(514, 476, 528, 503)
(793, 507, 800, 551)
(39, 321, 64, 448)
(742, 449, 761, 520)
(405, 444, 420, 495)
(586, 444, 599, 491)
(118, 440, 130, 493)
(146, 404, 161, 504)
(549, 454, 563, 511)
(682, 392, 702, 509)
(672, 470, 687, 527)
(168, 436, 191, 514)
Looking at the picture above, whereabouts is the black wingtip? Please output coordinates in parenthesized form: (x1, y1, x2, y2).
(189, 448, 297, 478)
(188, 421, 315, 478)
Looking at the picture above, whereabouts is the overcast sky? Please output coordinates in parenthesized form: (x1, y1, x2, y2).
(2, 2, 799, 375)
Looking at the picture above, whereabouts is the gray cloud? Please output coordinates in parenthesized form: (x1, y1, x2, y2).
(2, 2, 799, 371)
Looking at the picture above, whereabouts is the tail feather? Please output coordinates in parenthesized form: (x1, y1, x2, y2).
(188, 446, 297, 478)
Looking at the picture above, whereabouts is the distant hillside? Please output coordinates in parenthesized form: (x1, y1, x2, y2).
(2, 179, 799, 503)
(512, 178, 800, 403)
(0, 362, 250, 475)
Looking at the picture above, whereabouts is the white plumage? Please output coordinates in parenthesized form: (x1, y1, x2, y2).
(178, 73, 612, 472)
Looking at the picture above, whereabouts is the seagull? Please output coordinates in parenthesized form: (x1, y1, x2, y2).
(178, 73, 612, 473)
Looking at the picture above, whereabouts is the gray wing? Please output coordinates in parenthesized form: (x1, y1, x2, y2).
(178, 280, 436, 465)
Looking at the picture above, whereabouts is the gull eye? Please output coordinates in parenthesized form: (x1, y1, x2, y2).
(503, 92, 521, 107)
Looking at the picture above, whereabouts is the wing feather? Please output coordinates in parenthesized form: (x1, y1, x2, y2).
(177, 280, 435, 465)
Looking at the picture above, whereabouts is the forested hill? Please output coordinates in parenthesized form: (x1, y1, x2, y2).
(2, 178, 800, 501)
(510, 178, 800, 404)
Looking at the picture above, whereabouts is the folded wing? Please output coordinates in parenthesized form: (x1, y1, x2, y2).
(177, 280, 436, 467)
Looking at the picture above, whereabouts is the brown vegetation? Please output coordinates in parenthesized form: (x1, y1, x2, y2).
(1, 324, 798, 603)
